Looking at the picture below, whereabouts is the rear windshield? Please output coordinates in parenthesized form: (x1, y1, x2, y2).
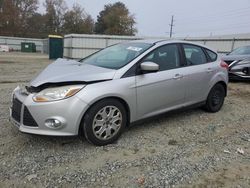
(80, 42, 152, 69)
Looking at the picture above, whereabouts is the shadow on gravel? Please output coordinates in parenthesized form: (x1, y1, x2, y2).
(128, 107, 203, 130)
(0, 80, 30, 84)
(0, 61, 16, 64)
(18, 107, 203, 147)
(229, 80, 250, 83)
(25, 134, 83, 146)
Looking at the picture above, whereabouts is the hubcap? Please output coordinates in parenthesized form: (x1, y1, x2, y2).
(92, 106, 122, 140)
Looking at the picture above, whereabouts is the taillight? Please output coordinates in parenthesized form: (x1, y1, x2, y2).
(220, 60, 229, 70)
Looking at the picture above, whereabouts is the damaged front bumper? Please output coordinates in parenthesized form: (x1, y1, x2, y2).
(9, 86, 89, 136)
(229, 60, 250, 80)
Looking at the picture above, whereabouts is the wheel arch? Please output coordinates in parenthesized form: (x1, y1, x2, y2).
(206, 80, 227, 101)
(78, 96, 131, 135)
(215, 81, 227, 96)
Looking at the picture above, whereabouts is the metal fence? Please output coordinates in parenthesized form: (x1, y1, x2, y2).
(64, 34, 144, 59)
(184, 37, 250, 54)
(1, 34, 250, 57)
(0, 36, 48, 53)
(64, 34, 250, 59)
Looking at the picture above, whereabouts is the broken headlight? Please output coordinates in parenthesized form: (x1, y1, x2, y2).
(33, 85, 85, 102)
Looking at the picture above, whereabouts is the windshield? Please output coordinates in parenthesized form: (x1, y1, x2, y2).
(229, 46, 250, 55)
(80, 42, 153, 69)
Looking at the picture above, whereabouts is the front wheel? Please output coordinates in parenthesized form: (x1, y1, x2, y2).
(81, 99, 127, 146)
(204, 84, 226, 113)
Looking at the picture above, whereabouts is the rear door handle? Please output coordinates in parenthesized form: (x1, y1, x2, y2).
(173, 74, 183, 80)
(206, 68, 214, 73)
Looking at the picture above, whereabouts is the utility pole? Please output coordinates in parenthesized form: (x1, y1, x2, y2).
(169, 15, 174, 38)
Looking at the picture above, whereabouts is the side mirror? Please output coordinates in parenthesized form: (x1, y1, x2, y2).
(140, 62, 159, 73)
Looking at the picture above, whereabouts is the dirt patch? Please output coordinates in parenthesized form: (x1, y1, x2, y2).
(181, 161, 250, 188)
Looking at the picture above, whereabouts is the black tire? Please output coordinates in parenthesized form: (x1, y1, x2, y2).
(81, 99, 127, 146)
(204, 83, 225, 113)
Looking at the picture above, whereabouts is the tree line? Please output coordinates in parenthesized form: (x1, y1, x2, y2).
(0, 0, 137, 38)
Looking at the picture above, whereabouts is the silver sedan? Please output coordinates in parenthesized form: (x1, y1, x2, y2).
(222, 45, 250, 80)
(10, 40, 228, 145)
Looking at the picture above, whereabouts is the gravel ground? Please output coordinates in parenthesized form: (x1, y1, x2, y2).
(0, 52, 250, 188)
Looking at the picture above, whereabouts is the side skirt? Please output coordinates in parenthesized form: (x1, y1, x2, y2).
(129, 101, 206, 127)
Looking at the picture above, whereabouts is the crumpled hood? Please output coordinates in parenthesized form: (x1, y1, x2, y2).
(30, 58, 116, 87)
(222, 55, 250, 61)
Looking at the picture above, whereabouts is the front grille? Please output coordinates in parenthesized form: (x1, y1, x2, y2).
(23, 106, 38, 127)
(12, 97, 22, 122)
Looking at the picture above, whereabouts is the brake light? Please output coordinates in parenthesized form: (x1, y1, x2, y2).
(220, 60, 229, 70)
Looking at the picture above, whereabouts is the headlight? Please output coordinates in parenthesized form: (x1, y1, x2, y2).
(33, 85, 85, 102)
(236, 59, 250, 65)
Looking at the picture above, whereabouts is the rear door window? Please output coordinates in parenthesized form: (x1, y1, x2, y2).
(205, 49, 217, 62)
(183, 44, 207, 66)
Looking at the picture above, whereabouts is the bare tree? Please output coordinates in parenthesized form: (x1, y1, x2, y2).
(0, 0, 138, 38)
(0, 0, 38, 37)
(18, 0, 39, 36)
(63, 3, 94, 34)
(44, 0, 67, 34)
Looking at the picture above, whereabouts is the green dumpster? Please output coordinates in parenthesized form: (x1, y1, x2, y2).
(21, 42, 36, 52)
(49, 35, 63, 59)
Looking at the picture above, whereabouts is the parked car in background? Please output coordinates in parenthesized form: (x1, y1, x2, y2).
(222, 45, 250, 80)
(10, 40, 228, 146)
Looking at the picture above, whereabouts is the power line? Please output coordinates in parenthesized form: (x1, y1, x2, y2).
(176, 11, 250, 24)
(176, 21, 250, 31)
(175, 24, 250, 34)
(173, 6, 250, 20)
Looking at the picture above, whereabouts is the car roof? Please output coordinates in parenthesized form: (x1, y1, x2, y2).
(129, 39, 166, 44)
(233, 45, 250, 49)
(128, 39, 217, 53)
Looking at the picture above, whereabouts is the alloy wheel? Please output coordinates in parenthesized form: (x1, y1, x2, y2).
(92, 106, 122, 140)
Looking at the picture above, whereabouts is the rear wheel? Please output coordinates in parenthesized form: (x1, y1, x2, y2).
(204, 84, 225, 113)
(81, 99, 127, 146)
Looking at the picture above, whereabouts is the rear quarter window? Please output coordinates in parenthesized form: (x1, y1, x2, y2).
(183, 44, 207, 65)
(205, 49, 217, 62)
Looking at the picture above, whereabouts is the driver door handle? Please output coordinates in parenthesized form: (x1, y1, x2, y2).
(206, 68, 214, 73)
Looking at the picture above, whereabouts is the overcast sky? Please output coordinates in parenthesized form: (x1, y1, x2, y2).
(40, 0, 250, 37)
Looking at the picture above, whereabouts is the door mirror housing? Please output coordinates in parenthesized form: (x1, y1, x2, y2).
(140, 62, 159, 73)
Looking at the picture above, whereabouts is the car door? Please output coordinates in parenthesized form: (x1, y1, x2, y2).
(181, 44, 217, 104)
(135, 44, 187, 119)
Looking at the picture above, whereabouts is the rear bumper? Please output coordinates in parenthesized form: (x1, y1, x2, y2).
(9, 87, 89, 136)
